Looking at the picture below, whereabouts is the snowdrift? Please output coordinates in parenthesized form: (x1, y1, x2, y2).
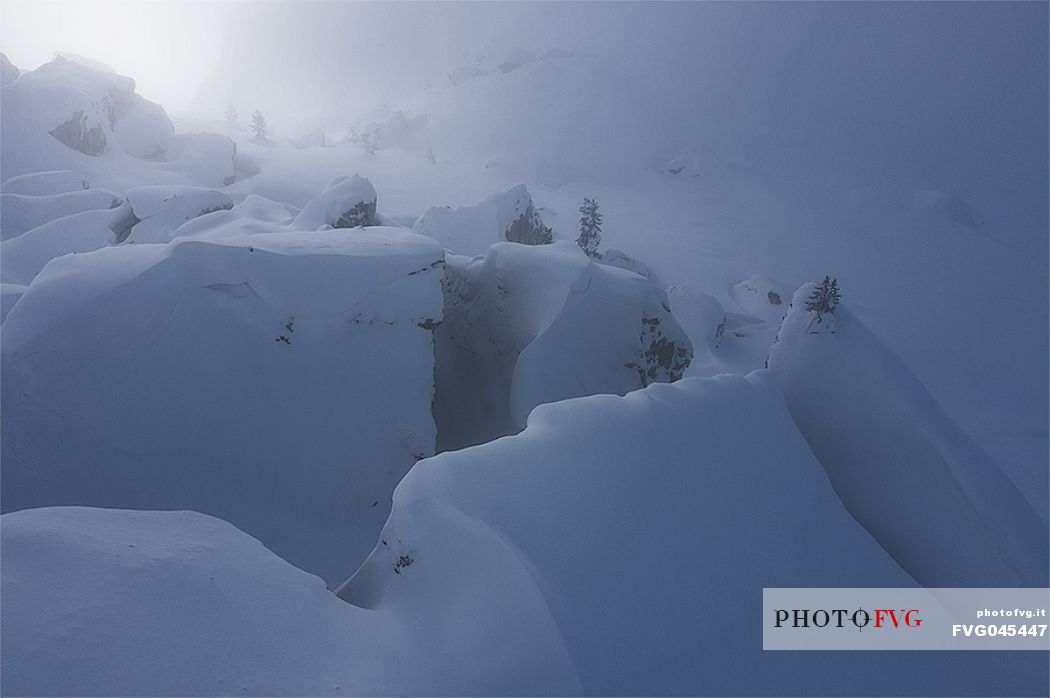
(343, 372, 1043, 695)
(435, 241, 691, 450)
(767, 284, 1048, 587)
(1, 228, 444, 584)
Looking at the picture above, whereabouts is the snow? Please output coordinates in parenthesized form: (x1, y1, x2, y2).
(412, 184, 551, 255)
(2, 229, 445, 584)
(434, 241, 690, 449)
(343, 372, 1045, 695)
(766, 284, 1048, 586)
(1, 13, 1046, 694)
(0, 187, 121, 240)
(293, 175, 378, 229)
(0, 202, 137, 285)
(124, 184, 234, 243)
(1, 169, 90, 196)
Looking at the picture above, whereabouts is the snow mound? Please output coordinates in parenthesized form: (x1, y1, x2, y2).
(294, 175, 378, 229)
(2, 229, 445, 584)
(343, 372, 1042, 695)
(1, 169, 89, 196)
(0, 505, 580, 696)
(435, 241, 690, 449)
(413, 184, 552, 255)
(124, 185, 234, 243)
(0, 202, 137, 284)
(767, 283, 1048, 587)
(1, 187, 121, 241)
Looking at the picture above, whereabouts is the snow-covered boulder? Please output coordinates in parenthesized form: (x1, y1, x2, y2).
(1, 187, 121, 240)
(413, 184, 552, 255)
(293, 175, 378, 229)
(1, 229, 445, 584)
(2, 57, 173, 159)
(342, 372, 1041, 695)
(0, 201, 137, 284)
(124, 185, 234, 243)
(435, 241, 690, 449)
(766, 283, 1048, 587)
(0, 51, 18, 87)
(1, 169, 90, 196)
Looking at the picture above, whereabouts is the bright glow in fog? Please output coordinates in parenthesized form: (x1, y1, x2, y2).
(0, 0, 232, 111)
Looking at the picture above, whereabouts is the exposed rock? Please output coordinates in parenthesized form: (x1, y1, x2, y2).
(49, 110, 107, 155)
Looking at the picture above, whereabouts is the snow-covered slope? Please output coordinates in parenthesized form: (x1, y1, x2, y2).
(767, 284, 1048, 587)
(344, 372, 1044, 695)
(0, 507, 566, 697)
(1, 229, 444, 584)
(5, 377, 1043, 696)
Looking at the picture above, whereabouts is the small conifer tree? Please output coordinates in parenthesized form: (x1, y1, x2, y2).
(805, 276, 841, 321)
(225, 103, 238, 122)
(577, 197, 602, 257)
(250, 110, 269, 142)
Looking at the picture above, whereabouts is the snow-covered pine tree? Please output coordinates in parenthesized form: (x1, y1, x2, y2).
(250, 110, 268, 142)
(225, 103, 238, 122)
(577, 197, 603, 257)
(805, 275, 841, 321)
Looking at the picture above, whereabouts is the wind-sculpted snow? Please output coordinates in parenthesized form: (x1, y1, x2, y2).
(1, 169, 90, 196)
(434, 241, 690, 450)
(124, 184, 234, 243)
(1, 229, 445, 584)
(0, 187, 122, 241)
(0, 202, 138, 284)
(413, 184, 551, 255)
(342, 372, 1044, 695)
(767, 284, 1048, 587)
(0, 506, 581, 696)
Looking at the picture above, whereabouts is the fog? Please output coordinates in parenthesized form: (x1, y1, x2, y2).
(193, 1, 1047, 235)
